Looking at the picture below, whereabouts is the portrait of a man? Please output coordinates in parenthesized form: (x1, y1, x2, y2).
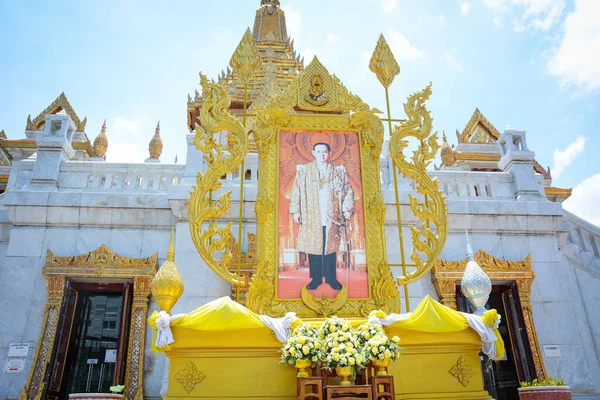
(289, 142, 354, 290)
(277, 130, 368, 299)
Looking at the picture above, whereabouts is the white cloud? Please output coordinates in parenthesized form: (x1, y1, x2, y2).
(113, 117, 144, 136)
(328, 33, 339, 42)
(461, 2, 471, 15)
(483, 0, 506, 12)
(282, 5, 303, 41)
(547, 0, 600, 92)
(444, 49, 464, 72)
(106, 142, 147, 163)
(552, 135, 587, 180)
(563, 173, 600, 227)
(513, 0, 566, 30)
(387, 29, 422, 60)
(382, 0, 398, 13)
(493, 16, 503, 26)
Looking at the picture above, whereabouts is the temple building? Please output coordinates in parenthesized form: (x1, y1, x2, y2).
(0, 1, 599, 399)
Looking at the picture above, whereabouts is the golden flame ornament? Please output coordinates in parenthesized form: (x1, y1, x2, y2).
(229, 28, 263, 86)
(369, 34, 400, 89)
(93, 119, 109, 158)
(149, 121, 163, 159)
(150, 228, 184, 313)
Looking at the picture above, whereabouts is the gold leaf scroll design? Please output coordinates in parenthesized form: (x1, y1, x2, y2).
(361, 261, 400, 316)
(255, 189, 275, 226)
(349, 111, 384, 161)
(188, 74, 248, 286)
(369, 34, 400, 89)
(448, 356, 475, 387)
(246, 259, 286, 316)
(389, 83, 448, 286)
(254, 108, 290, 158)
(229, 28, 263, 86)
(301, 285, 348, 318)
(175, 362, 206, 393)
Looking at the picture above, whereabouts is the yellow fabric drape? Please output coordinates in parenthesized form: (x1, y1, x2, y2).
(148, 295, 505, 358)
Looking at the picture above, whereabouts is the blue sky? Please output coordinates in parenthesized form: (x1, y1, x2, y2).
(0, 0, 599, 224)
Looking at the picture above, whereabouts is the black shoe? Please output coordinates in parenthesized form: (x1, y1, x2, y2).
(306, 279, 322, 290)
(328, 281, 343, 290)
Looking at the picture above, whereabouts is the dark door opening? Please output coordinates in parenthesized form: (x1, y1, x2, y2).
(44, 282, 132, 400)
(457, 283, 537, 400)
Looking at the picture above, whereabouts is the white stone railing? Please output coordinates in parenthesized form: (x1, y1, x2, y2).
(58, 162, 185, 192)
(564, 211, 600, 259)
(430, 170, 516, 199)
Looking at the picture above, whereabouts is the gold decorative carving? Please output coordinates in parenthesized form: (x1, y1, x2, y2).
(254, 107, 290, 158)
(229, 28, 263, 86)
(23, 246, 156, 400)
(389, 83, 448, 285)
(93, 119, 109, 158)
(148, 121, 163, 159)
(188, 74, 249, 286)
(369, 34, 400, 89)
(175, 362, 206, 393)
(440, 132, 457, 167)
(225, 232, 257, 266)
(255, 189, 275, 225)
(432, 249, 547, 379)
(305, 73, 329, 106)
(449, 356, 475, 387)
(349, 111, 384, 161)
(368, 195, 387, 227)
(246, 57, 399, 317)
(0, 129, 6, 140)
(456, 108, 501, 144)
(26, 92, 87, 132)
(301, 285, 348, 317)
(151, 229, 184, 313)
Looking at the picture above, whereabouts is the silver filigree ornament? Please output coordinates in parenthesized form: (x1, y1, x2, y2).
(461, 231, 492, 315)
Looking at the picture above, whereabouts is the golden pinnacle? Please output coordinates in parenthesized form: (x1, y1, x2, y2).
(229, 28, 263, 86)
(369, 34, 400, 89)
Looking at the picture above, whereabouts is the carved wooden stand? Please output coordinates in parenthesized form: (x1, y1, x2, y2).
(371, 376, 395, 400)
(297, 368, 393, 400)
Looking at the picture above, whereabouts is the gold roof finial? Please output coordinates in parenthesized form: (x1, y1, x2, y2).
(369, 34, 400, 89)
(93, 119, 108, 158)
(230, 28, 263, 86)
(440, 131, 457, 167)
(0, 129, 6, 140)
(149, 121, 163, 159)
(150, 228, 184, 313)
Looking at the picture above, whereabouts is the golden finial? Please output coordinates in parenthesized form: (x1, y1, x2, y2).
(150, 228, 184, 313)
(440, 131, 457, 167)
(0, 129, 6, 140)
(149, 121, 163, 159)
(369, 34, 400, 89)
(229, 28, 263, 86)
(93, 119, 108, 158)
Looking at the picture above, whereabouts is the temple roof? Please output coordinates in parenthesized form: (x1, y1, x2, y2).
(187, 0, 304, 131)
(26, 92, 87, 132)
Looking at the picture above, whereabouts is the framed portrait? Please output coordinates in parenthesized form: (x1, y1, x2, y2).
(278, 130, 368, 300)
(246, 57, 400, 317)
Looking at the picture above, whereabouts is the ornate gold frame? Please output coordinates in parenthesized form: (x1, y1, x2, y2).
(431, 249, 547, 379)
(245, 57, 399, 318)
(21, 245, 157, 400)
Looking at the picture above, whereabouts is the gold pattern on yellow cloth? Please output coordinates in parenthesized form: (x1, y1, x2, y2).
(175, 362, 206, 393)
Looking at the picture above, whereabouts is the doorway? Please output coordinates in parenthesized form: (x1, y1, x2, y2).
(44, 282, 133, 400)
(457, 283, 537, 400)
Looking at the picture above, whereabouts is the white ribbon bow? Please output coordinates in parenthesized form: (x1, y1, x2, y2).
(155, 311, 185, 349)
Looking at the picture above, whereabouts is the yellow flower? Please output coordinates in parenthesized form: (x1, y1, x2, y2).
(312, 356, 318, 362)
(342, 325, 348, 332)
(372, 347, 379, 355)
(332, 353, 340, 362)
(365, 333, 371, 340)
(299, 337, 306, 345)
(391, 336, 400, 344)
(290, 348, 296, 356)
(349, 357, 355, 365)
(329, 326, 336, 333)
(482, 309, 499, 327)
(302, 346, 310, 355)
(384, 350, 391, 358)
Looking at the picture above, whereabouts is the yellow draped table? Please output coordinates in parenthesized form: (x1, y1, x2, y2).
(149, 297, 498, 400)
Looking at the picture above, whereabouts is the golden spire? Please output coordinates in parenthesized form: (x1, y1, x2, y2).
(150, 228, 184, 313)
(93, 119, 108, 158)
(369, 34, 400, 89)
(0, 129, 6, 140)
(440, 131, 457, 167)
(149, 121, 163, 159)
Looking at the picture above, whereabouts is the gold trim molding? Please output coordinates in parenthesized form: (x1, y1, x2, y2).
(22, 246, 157, 400)
(432, 249, 547, 379)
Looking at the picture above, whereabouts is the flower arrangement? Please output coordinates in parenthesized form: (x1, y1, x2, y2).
(281, 323, 321, 367)
(362, 334, 402, 363)
(321, 317, 365, 369)
(355, 321, 386, 346)
(521, 377, 566, 388)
